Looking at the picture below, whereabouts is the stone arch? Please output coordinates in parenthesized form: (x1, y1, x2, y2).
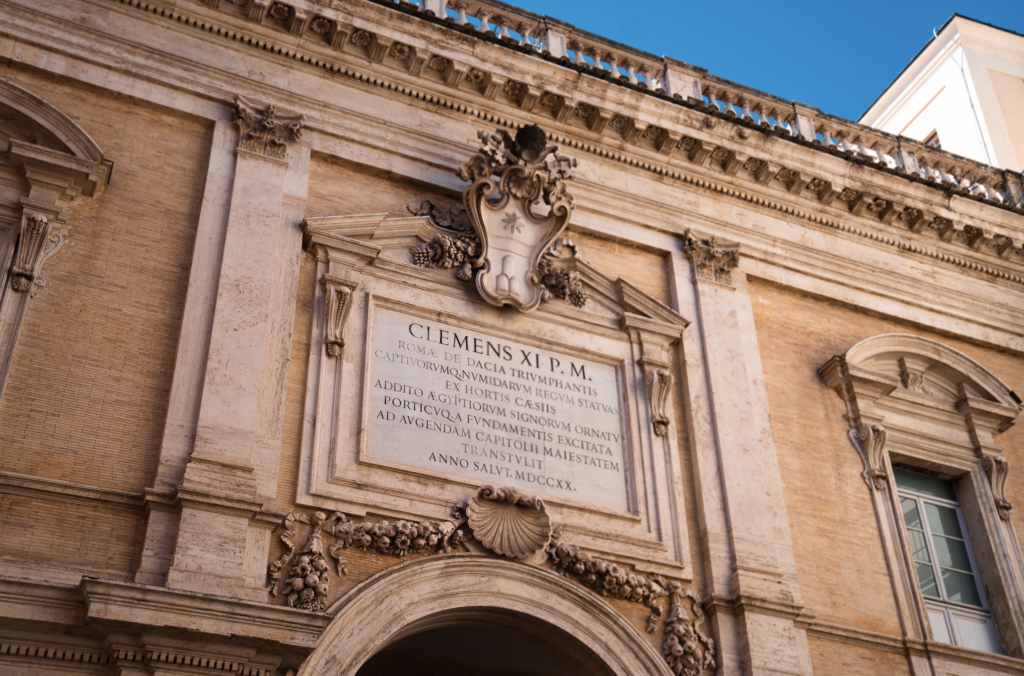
(301, 555, 672, 676)
(0, 75, 105, 164)
(839, 333, 1020, 410)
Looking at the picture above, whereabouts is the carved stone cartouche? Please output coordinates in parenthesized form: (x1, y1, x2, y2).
(457, 124, 579, 311)
(467, 485, 552, 559)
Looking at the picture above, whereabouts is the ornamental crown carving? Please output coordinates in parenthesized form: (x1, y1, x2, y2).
(683, 234, 740, 286)
(457, 125, 579, 311)
(232, 95, 304, 160)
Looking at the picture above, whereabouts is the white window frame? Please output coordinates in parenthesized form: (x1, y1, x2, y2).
(820, 333, 1024, 662)
(895, 469, 1000, 652)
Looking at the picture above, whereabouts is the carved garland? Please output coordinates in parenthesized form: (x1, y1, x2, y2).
(268, 486, 716, 675)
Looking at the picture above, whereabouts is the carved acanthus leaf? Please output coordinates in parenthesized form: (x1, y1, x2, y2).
(983, 455, 1012, 521)
(646, 369, 673, 437)
(232, 95, 304, 159)
(467, 485, 551, 559)
(683, 235, 740, 286)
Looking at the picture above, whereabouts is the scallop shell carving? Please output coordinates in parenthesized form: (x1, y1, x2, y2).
(467, 486, 552, 559)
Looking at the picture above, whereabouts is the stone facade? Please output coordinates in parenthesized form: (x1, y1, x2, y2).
(0, 0, 1023, 675)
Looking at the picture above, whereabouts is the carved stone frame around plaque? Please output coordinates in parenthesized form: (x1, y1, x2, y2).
(298, 212, 692, 577)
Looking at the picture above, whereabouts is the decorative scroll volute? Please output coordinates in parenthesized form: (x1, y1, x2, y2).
(849, 422, 889, 490)
(232, 95, 304, 159)
(322, 280, 353, 358)
(467, 485, 552, 559)
(458, 125, 579, 312)
(984, 455, 1013, 521)
(10, 213, 60, 293)
(646, 369, 673, 437)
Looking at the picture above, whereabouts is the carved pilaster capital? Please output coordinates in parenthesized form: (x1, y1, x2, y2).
(232, 95, 305, 160)
(983, 455, 1013, 521)
(683, 234, 740, 286)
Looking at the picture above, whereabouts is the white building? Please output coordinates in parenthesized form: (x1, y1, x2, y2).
(860, 14, 1024, 172)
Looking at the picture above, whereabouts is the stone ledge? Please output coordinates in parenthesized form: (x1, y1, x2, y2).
(0, 471, 144, 510)
(79, 578, 332, 648)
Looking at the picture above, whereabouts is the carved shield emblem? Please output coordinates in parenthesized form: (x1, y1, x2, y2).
(458, 125, 578, 312)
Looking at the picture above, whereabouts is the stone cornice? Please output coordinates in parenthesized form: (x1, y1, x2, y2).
(83, 0, 1024, 290)
(0, 471, 144, 510)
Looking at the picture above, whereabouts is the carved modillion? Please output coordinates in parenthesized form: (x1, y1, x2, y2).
(232, 95, 305, 159)
(323, 281, 352, 358)
(683, 234, 740, 286)
(646, 369, 673, 437)
(10, 214, 57, 293)
(849, 423, 889, 490)
(983, 455, 1013, 521)
(466, 485, 551, 559)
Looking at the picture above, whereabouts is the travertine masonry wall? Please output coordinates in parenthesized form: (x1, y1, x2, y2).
(750, 277, 1024, 657)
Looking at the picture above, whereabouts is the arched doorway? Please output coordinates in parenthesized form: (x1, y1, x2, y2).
(301, 555, 671, 676)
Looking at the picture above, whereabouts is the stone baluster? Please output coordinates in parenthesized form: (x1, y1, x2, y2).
(517, 22, 534, 49)
(453, 1, 469, 25)
(419, 0, 446, 17)
(569, 40, 587, 66)
(738, 98, 753, 122)
(606, 52, 621, 80)
(766, 106, 785, 132)
(476, 9, 491, 33)
(753, 103, 770, 128)
(494, 16, 511, 39)
(817, 123, 834, 148)
(624, 60, 639, 86)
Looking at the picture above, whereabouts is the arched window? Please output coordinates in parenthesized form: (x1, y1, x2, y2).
(820, 334, 1024, 657)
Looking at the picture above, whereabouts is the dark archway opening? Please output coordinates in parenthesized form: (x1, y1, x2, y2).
(354, 609, 608, 676)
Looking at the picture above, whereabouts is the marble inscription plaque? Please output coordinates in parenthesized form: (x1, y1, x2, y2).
(368, 307, 629, 511)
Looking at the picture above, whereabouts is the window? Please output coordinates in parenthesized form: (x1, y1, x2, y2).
(924, 130, 942, 149)
(895, 466, 1000, 653)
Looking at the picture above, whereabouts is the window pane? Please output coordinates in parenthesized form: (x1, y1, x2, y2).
(925, 503, 964, 539)
(942, 569, 983, 607)
(901, 497, 922, 529)
(917, 563, 940, 598)
(927, 607, 952, 644)
(932, 534, 972, 571)
(908, 529, 931, 564)
(893, 467, 958, 501)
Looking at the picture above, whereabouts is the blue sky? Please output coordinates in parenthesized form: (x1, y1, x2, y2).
(505, 0, 1024, 122)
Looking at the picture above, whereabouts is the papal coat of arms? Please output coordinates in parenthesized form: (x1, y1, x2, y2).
(456, 124, 579, 312)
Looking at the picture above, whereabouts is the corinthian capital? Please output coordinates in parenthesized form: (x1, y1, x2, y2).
(683, 233, 740, 286)
(232, 95, 305, 160)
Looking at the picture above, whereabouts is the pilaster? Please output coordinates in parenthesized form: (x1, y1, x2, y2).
(670, 233, 812, 675)
(164, 97, 307, 599)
